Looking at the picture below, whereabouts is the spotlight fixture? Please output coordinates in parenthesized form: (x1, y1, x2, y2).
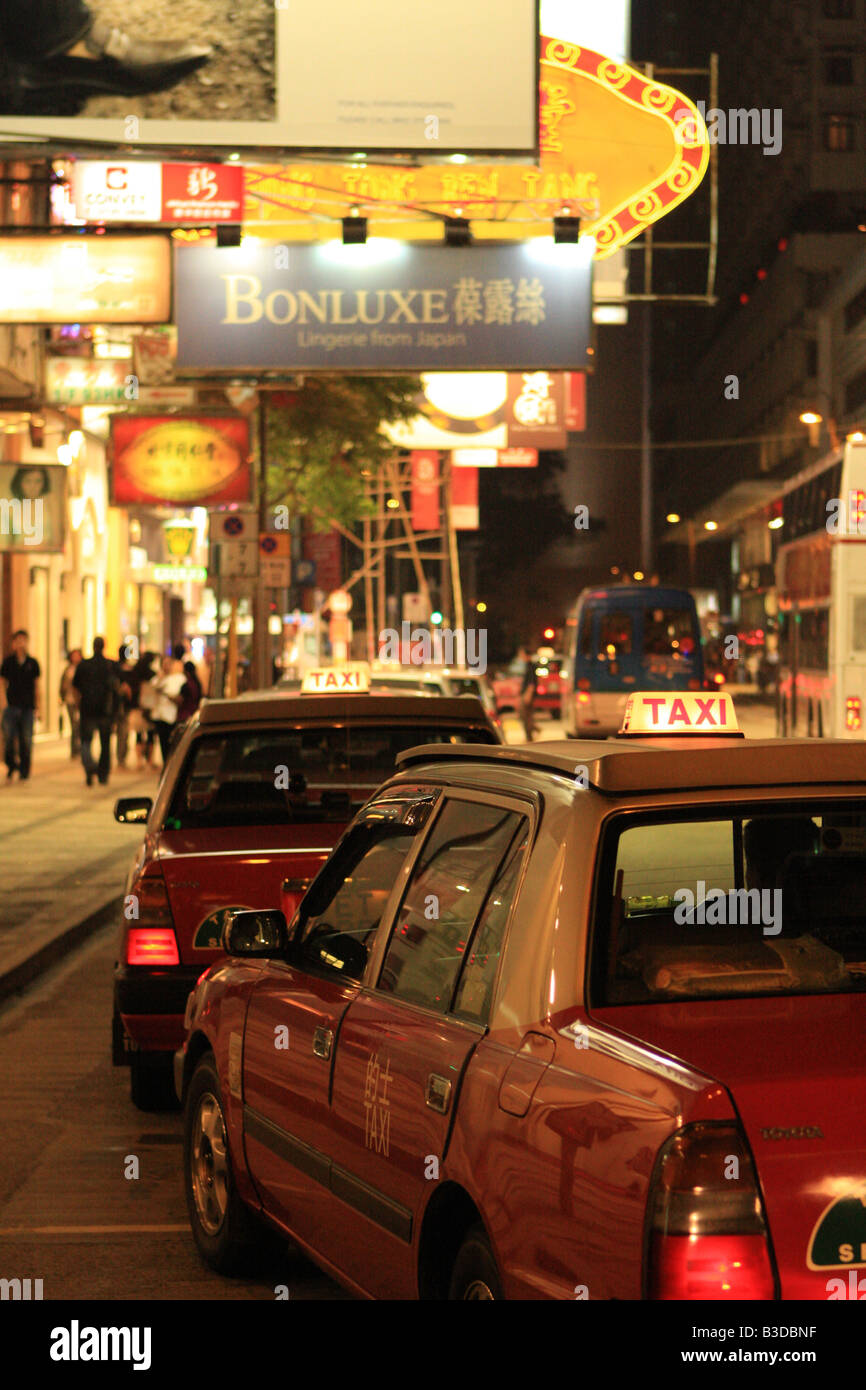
(217, 224, 243, 248)
(444, 217, 471, 247)
(553, 215, 581, 243)
(342, 216, 368, 244)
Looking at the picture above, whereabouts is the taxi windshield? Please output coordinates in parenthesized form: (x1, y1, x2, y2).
(592, 802, 866, 1004)
(165, 722, 495, 829)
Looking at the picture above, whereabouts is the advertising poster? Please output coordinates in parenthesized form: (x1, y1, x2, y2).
(0, 462, 67, 553)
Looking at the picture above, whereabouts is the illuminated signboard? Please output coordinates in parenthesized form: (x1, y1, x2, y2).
(0, 236, 170, 324)
(242, 35, 707, 261)
(110, 416, 251, 507)
(175, 239, 594, 372)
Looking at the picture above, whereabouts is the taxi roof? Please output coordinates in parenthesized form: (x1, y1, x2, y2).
(395, 737, 866, 794)
(197, 692, 492, 726)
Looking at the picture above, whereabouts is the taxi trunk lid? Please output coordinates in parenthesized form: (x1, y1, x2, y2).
(597, 993, 866, 1299)
(157, 823, 340, 963)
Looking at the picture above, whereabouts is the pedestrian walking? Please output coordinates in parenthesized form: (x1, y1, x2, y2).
(73, 636, 120, 786)
(113, 642, 135, 768)
(126, 651, 156, 769)
(177, 660, 203, 724)
(59, 648, 82, 756)
(518, 645, 537, 742)
(151, 654, 184, 768)
(0, 629, 41, 781)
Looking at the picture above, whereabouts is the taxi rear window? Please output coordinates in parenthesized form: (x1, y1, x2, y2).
(164, 723, 496, 829)
(591, 802, 866, 1004)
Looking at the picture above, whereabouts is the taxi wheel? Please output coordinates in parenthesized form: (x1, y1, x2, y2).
(129, 1052, 178, 1112)
(184, 1054, 258, 1274)
(448, 1225, 505, 1300)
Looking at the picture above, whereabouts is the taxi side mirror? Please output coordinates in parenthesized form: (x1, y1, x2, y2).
(223, 909, 289, 957)
(114, 797, 153, 824)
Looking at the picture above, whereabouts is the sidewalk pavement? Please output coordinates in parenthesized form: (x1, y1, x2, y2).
(0, 734, 163, 1004)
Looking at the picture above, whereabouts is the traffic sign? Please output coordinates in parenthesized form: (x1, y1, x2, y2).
(295, 558, 316, 586)
(261, 555, 291, 588)
(209, 538, 259, 579)
(213, 508, 258, 541)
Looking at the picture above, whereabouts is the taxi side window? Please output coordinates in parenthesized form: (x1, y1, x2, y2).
(297, 821, 418, 981)
(452, 821, 529, 1023)
(377, 800, 523, 1013)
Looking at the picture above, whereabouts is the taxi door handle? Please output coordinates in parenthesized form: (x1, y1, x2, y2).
(312, 1027, 333, 1060)
(425, 1073, 452, 1114)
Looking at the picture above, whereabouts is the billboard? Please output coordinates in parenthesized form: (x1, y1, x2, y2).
(110, 416, 251, 507)
(0, 463, 67, 553)
(6, 2, 537, 157)
(175, 239, 594, 373)
(0, 236, 170, 324)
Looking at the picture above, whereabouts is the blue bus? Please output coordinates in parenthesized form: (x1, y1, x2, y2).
(561, 585, 705, 738)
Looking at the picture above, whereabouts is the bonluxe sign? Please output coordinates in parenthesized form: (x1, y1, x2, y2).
(175, 239, 593, 372)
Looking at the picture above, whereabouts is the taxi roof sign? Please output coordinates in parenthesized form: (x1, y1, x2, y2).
(618, 691, 743, 738)
(301, 663, 370, 694)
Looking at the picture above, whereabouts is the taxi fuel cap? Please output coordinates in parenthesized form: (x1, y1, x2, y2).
(617, 691, 744, 738)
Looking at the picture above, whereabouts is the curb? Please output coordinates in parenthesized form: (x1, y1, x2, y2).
(0, 895, 122, 1009)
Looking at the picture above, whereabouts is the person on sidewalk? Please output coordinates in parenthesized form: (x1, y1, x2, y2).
(0, 629, 41, 781)
(151, 654, 184, 769)
(177, 660, 203, 725)
(518, 645, 537, 742)
(73, 636, 120, 786)
(113, 642, 135, 769)
(59, 647, 82, 757)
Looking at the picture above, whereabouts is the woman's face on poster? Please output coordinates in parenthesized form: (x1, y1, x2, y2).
(19, 469, 47, 499)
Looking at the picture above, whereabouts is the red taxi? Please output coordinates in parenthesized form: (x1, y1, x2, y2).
(493, 649, 563, 717)
(112, 671, 500, 1109)
(175, 691, 866, 1299)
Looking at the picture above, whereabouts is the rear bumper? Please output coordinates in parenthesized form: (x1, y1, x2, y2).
(114, 964, 201, 1058)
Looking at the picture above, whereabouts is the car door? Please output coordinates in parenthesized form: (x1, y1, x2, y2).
(241, 792, 437, 1249)
(329, 791, 530, 1297)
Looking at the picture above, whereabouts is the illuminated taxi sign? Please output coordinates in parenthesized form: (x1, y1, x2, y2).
(301, 664, 370, 694)
(618, 691, 743, 737)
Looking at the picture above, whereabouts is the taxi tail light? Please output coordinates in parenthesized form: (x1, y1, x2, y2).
(846, 696, 862, 732)
(646, 1123, 775, 1300)
(125, 874, 180, 966)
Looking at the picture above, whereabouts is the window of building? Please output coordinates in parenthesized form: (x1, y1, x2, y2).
(844, 282, 866, 334)
(845, 368, 866, 416)
(822, 0, 854, 17)
(824, 51, 854, 83)
(824, 115, 855, 151)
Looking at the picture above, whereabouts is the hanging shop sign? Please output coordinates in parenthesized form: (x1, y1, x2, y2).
(110, 416, 251, 507)
(0, 235, 170, 324)
(175, 239, 593, 373)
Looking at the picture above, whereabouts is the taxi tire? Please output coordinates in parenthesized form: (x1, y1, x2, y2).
(183, 1054, 259, 1274)
(448, 1225, 505, 1300)
(130, 1051, 178, 1112)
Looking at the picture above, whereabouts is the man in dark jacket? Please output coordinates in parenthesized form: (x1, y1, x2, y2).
(73, 636, 119, 786)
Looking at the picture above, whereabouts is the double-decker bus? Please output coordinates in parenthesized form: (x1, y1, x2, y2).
(776, 438, 866, 738)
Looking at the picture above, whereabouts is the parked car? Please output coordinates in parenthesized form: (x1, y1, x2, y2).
(112, 679, 500, 1109)
(176, 690, 866, 1298)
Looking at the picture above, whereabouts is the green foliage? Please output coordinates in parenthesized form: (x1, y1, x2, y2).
(264, 376, 422, 531)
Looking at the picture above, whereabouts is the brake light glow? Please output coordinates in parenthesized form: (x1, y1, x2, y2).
(647, 1124, 775, 1300)
(124, 873, 179, 965)
(846, 697, 862, 732)
(127, 928, 180, 966)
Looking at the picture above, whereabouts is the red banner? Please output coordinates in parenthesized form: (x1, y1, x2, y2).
(451, 464, 479, 531)
(110, 415, 251, 506)
(411, 451, 440, 531)
(302, 526, 342, 596)
(565, 372, 587, 431)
